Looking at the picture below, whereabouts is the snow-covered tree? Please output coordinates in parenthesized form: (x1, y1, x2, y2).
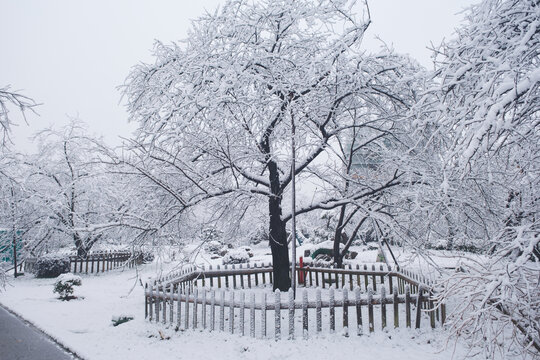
(21, 121, 131, 257)
(0, 87, 37, 287)
(422, 0, 540, 357)
(0, 86, 37, 146)
(123, 0, 423, 290)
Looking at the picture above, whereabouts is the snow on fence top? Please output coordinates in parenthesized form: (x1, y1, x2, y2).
(23, 250, 137, 275)
(145, 263, 444, 339)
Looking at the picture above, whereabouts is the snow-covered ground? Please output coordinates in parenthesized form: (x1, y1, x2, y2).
(0, 248, 487, 360)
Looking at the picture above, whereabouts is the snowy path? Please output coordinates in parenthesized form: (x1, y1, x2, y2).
(0, 304, 80, 360)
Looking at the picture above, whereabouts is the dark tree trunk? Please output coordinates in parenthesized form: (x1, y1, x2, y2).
(269, 195, 290, 291)
(333, 205, 346, 268)
(267, 159, 291, 291)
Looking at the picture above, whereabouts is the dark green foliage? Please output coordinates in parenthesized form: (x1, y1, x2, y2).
(35, 257, 70, 278)
(53, 274, 82, 300)
(112, 315, 134, 326)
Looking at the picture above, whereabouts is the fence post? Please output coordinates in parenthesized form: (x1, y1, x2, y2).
(247, 264, 252, 288)
(371, 265, 377, 292)
(343, 287, 349, 337)
(254, 263, 259, 287)
(355, 286, 362, 336)
(202, 288, 207, 329)
(232, 265, 236, 289)
(415, 286, 423, 329)
(329, 286, 335, 333)
(393, 285, 399, 328)
(250, 293, 256, 338)
(193, 288, 198, 329)
(239, 264, 245, 289)
(368, 287, 374, 333)
(316, 288, 322, 333)
(429, 291, 436, 329)
(288, 288, 295, 339)
(275, 290, 281, 341)
(381, 286, 387, 330)
(184, 286, 190, 329)
(219, 290, 225, 331)
(169, 286, 174, 325)
(148, 285, 153, 321)
(210, 289, 216, 331)
(240, 291, 245, 336)
(405, 285, 411, 328)
(155, 285, 160, 323)
(261, 292, 267, 339)
(145, 283, 149, 319)
(229, 291, 235, 334)
(217, 265, 222, 289)
(177, 286, 182, 329)
(441, 302, 446, 325)
(364, 265, 368, 291)
(302, 289, 308, 339)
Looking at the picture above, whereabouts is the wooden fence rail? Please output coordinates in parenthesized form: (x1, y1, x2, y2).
(145, 263, 445, 340)
(154, 262, 433, 297)
(23, 250, 137, 275)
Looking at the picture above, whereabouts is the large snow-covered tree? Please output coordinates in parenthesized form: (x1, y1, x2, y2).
(124, 0, 422, 290)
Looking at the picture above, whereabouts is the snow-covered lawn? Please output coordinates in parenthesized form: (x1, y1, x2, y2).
(0, 261, 484, 360)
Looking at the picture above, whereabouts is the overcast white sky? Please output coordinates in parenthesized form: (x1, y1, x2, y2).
(1, 0, 476, 152)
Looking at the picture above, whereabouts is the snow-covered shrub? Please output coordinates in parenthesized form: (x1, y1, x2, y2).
(200, 227, 223, 243)
(34, 256, 70, 278)
(222, 249, 249, 265)
(247, 226, 268, 245)
(111, 315, 133, 327)
(53, 273, 82, 300)
(204, 240, 223, 254)
(238, 246, 253, 258)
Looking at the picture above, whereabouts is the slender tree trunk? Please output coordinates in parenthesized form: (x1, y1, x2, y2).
(333, 205, 346, 268)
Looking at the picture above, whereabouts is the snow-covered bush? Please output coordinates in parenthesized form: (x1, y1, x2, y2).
(111, 315, 133, 327)
(200, 227, 223, 243)
(34, 256, 70, 278)
(222, 249, 249, 265)
(53, 273, 82, 300)
(203, 240, 223, 254)
(135, 251, 154, 264)
(238, 246, 253, 258)
(247, 226, 268, 246)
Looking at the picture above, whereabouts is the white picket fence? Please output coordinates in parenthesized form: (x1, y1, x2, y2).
(145, 263, 445, 339)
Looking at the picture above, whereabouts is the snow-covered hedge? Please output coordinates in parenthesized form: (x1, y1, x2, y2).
(34, 256, 70, 278)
